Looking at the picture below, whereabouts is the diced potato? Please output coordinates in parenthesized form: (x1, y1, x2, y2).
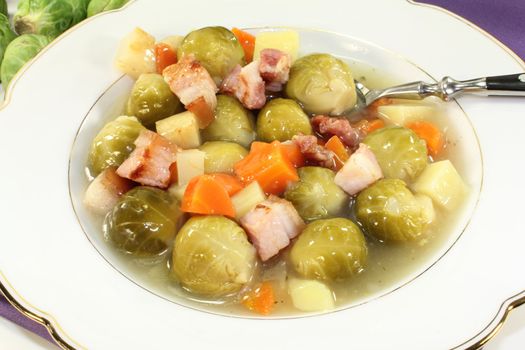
(156, 111, 201, 149)
(415, 193, 435, 224)
(231, 181, 266, 219)
(176, 149, 205, 186)
(114, 27, 157, 79)
(253, 30, 299, 62)
(159, 35, 184, 51)
(168, 182, 188, 202)
(378, 104, 436, 126)
(288, 279, 335, 312)
(412, 160, 467, 210)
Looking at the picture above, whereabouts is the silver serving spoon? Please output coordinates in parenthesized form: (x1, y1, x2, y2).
(353, 73, 525, 112)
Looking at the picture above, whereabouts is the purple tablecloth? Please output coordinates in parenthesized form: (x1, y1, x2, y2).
(1, 0, 524, 347)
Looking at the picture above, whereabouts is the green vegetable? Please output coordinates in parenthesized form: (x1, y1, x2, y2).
(0, 14, 17, 70)
(0, 34, 50, 87)
(356, 179, 428, 242)
(14, 0, 88, 38)
(256, 98, 312, 142)
(88, 115, 146, 175)
(363, 126, 428, 182)
(285, 166, 348, 222)
(171, 216, 256, 296)
(178, 26, 244, 84)
(201, 95, 255, 148)
(0, 0, 7, 16)
(105, 187, 182, 257)
(126, 73, 183, 128)
(290, 218, 367, 281)
(285, 53, 357, 115)
(199, 141, 248, 174)
(87, 0, 129, 17)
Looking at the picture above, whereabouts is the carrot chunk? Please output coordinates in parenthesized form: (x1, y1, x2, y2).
(155, 43, 177, 74)
(406, 121, 445, 157)
(325, 135, 350, 170)
(181, 175, 236, 217)
(242, 282, 275, 315)
(208, 173, 244, 196)
(232, 27, 256, 63)
(364, 119, 385, 134)
(280, 142, 305, 168)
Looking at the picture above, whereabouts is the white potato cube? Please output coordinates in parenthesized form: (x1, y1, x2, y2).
(114, 27, 156, 79)
(415, 193, 436, 224)
(176, 149, 205, 186)
(231, 181, 266, 220)
(288, 279, 335, 312)
(378, 104, 436, 126)
(156, 111, 201, 149)
(253, 30, 299, 62)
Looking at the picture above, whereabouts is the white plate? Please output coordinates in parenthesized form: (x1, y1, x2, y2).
(1, 0, 524, 349)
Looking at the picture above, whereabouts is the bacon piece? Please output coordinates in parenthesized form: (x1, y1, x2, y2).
(259, 49, 291, 92)
(84, 167, 134, 214)
(311, 115, 361, 149)
(334, 143, 383, 195)
(292, 135, 336, 170)
(116, 130, 178, 188)
(240, 196, 305, 261)
(221, 61, 266, 109)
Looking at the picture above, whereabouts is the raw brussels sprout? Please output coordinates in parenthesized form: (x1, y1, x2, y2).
(0, 14, 17, 68)
(201, 95, 256, 148)
(171, 216, 256, 296)
(356, 179, 428, 242)
(88, 116, 146, 175)
(199, 141, 248, 174)
(105, 187, 182, 257)
(0, 0, 7, 16)
(126, 73, 182, 128)
(14, 0, 88, 38)
(363, 126, 428, 182)
(285, 53, 357, 115)
(285, 167, 348, 222)
(0, 34, 50, 87)
(290, 218, 367, 281)
(256, 98, 312, 142)
(87, 0, 129, 17)
(178, 26, 244, 84)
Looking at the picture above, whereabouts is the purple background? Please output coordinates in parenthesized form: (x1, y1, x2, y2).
(1, 0, 524, 346)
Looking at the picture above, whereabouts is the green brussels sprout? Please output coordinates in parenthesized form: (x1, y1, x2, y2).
(126, 73, 183, 128)
(285, 167, 348, 222)
(290, 218, 367, 281)
(88, 115, 146, 175)
(0, 34, 50, 87)
(178, 26, 244, 84)
(14, 0, 88, 38)
(171, 216, 256, 296)
(201, 95, 256, 148)
(0, 14, 17, 69)
(87, 0, 129, 17)
(285, 53, 357, 115)
(105, 187, 182, 257)
(199, 141, 248, 174)
(256, 98, 312, 142)
(363, 126, 428, 182)
(356, 179, 428, 242)
(0, 0, 7, 16)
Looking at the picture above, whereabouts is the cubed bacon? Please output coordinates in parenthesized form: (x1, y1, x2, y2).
(163, 54, 218, 111)
(311, 115, 361, 149)
(240, 196, 305, 261)
(334, 143, 383, 195)
(292, 134, 336, 170)
(84, 167, 134, 214)
(220, 61, 266, 109)
(259, 49, 291, 92)
(116, 130, 178, 188)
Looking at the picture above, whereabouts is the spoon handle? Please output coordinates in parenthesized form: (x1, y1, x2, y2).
(485, 73, 525, 94)
(437, 74, 525, 100)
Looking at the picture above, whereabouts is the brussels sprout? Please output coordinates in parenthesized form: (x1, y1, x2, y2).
(105, 187, 182, 257)
(290, 218, 367, 281)
(0, 14, 17, 69)
(126, 73, 182, 128)
(14, 0, 88, 38)
(87, 0, 129, 17)
(171, 216, 256, 296)
(285, 53, 357, 115)
(88, 116, 146, 175)
(201, 95, 256, 148)
(0, 34, 50, 87)
(178, 26, 244, 84)
(256, 98, 312, 142)
(199, 141, 248, 174)
(356, 179, 428, 242)
(363, 126, 428, 182)
(0, 0, 7, 16)
(285, 167, 348, 222)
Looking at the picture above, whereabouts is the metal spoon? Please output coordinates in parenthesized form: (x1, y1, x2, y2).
(353, 73, 525, 112)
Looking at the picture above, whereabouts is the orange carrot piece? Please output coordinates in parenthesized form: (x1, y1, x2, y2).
(208, 173, 244, 196)
(364, 119, 385, 134)
(234, 141, 298, 195)
(242, 282, 275, 315)
(232, 27, 256, 63)
(280, 142, 305, 168)
(169, 162, 178, 185)
(368, 97, 394, 113)
(186, 96, 215, 129)
(155, 43, 178, 74)
(181, 175, 235, 217)
(406, 121, 445, 157)
(325, 136, 349, 170)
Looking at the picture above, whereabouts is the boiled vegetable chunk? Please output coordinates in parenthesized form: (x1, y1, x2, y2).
(114, 27, 156, 79)
(200, 141, 248, 174)
(288, 279, 335, 312)
(253, 30, 299, 62)
(83, 167, 134, 214)
(231, 181, 267, 219)
(156, 111, 201, 149)
(181, 174, 236, 217)
(415, 193, 435, 224)
(378, 104, 436, 126)
(176, 149, 205, 186)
